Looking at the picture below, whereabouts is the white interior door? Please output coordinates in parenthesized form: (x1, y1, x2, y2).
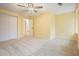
(0, 13, 17, 41)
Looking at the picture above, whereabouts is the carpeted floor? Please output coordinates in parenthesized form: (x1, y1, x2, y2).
(0, 37, 79, 56)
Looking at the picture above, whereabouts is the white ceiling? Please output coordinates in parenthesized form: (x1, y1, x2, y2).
(45, 3, 75, 14)
(0, 3, 75, 16)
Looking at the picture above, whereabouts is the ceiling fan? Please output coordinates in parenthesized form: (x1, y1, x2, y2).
(17, 3, 43, 13)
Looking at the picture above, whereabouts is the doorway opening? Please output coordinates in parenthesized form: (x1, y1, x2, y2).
(24, 19, 33, 37)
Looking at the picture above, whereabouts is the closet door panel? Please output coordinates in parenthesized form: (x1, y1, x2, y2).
(0, 13, 17, 41)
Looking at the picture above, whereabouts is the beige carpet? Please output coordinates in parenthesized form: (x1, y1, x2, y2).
(0, 37, 79, 56)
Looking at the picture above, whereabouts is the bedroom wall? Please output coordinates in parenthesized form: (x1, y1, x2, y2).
(32, 12, 55, 38)
(75, 4, 79, 49)
(55, 12, 76, 40)
(76, 4, 79, 34)
(0, 8, 25, 39)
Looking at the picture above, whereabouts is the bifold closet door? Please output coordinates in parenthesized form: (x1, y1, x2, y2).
(0, 13, 17, 41)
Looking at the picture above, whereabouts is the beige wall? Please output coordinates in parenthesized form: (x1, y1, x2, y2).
(18, 16, 25, 38)
(0, 8, 25, 39)
(75, 4, 79, 49)
(55, 12, 76, 40)
(76, 4, 79, 34)
(32, 12, 55, 38)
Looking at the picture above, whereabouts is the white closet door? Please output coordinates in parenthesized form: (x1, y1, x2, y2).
(0, 13, 17, 41)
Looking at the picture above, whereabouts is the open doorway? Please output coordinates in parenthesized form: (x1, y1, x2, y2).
(24, 19, 33, 37)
